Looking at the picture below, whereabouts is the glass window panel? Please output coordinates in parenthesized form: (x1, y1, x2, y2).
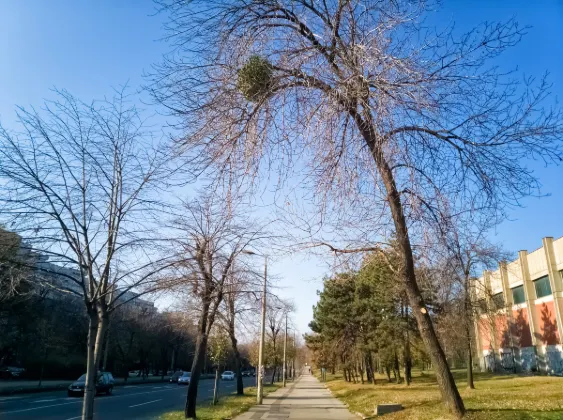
(492, 292, 505, 309)
(533, 276, 552, 298)
(512, 285, 525, 305)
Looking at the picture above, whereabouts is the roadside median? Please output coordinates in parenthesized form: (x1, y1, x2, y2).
(160, 382, 281, 420)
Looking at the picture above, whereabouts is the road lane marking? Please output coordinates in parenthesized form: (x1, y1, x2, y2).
(129, 399, 162, 408)
(64, 416, 83, 420)
(152, 386, 165, 389)
(0, 379, 240, 414)
(0, 400, 82, 415)
(32, 399, 57, 403)
(123, 385, 140, 388)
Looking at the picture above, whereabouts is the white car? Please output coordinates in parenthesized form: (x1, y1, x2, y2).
(221, 371, 235, 381)
(178, 371, 191, 385)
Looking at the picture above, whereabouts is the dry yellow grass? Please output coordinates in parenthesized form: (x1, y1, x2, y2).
(160, 383, 280, 420)
(323, 370, 563, 419)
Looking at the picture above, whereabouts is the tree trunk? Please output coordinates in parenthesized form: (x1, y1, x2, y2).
(82, 311, 107, 420)
(356, 118, 465, 416)
(385, 365, 391, 382)
(212, 368, 219, 405)
(271, 366, 276, 385)
(184, 330, 208, 418)
(464, 278, 476, 390)
(38, 349, 46, 387)
(171, 348, 176, 372)
(101, 320, 111, 371)
(231, 337, 244, 395)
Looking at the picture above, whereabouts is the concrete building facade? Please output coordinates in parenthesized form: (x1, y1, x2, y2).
(474, 236, 563, 375)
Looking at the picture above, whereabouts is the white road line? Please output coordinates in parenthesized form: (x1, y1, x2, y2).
(0, 396, 23, 401)
(32, 399, 57, 403)
(0, 381, 221, 415)
(129, 399, 162, 408)
(0, 400, 82, 415)
(152, 386, 165, 389)
(123, 385, 140, 388)
(64, 416, 83, 420)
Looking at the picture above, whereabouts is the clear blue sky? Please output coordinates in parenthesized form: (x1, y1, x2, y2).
(1, 0, 562, 335)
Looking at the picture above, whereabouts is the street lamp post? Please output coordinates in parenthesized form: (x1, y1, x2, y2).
(243, 250, 267, 405)
(283, 312, 288, 387)
(292, 331, 296, 380)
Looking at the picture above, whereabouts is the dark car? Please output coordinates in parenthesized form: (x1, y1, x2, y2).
(68, 372, 114, 397)
(0, 366, 25, 380)
(177, 371, 191, 385)
(169, 371, 184, 383)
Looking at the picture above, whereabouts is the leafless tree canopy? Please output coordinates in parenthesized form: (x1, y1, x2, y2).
(151, 0, 563, 240)
(0, 89, 173, 311)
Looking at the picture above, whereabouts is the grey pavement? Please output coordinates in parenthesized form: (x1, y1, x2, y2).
(234, 372, 357, 420)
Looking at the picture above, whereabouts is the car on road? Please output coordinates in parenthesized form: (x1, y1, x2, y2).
(0, 366, 25, 379)
(241, 370, 250, 377)
(68, 372, 114, 397)
(169, 371, 184, 383)
(177, 371, 191, 385)
(221, 371, 235, 381)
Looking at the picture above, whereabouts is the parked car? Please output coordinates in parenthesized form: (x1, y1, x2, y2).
(221, 371, 235, 381)
(169, 371, 184, 383)
(68, 372, 114, 397)
(0, 366, 25, 380)
(128, 370, 140, 377)
(241, 371, 250, 377)
(177, 371, 191, 385)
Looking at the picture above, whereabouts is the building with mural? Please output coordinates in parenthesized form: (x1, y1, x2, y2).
(473, 237, 563, 375)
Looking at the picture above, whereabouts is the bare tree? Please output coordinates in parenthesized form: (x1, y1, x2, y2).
(433, 211, 509, 389)
(151, 1, 563, 416)
(0, 89, 174, 420)
(167, 196, 265, 419)
(219, 265, 258, 395)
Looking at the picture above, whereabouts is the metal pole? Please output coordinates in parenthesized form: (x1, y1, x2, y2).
(257, 256, 267, 404)
(283, 312, 288, 387)
(293, 331, 296, 379)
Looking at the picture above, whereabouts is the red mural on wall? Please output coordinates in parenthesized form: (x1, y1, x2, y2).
(494, 314, 511, 348)
(479, 317, 492, 349)
(534, 301, 559, 345)
(511, 308, 533, 347)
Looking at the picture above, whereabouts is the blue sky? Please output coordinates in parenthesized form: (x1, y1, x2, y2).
(1, 0, 562, 335)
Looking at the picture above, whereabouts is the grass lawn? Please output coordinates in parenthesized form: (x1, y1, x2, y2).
(160, 383, 280, 420)
(322, 370, 563, 419)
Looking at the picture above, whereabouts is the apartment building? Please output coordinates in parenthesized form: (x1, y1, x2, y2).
(473, 236, 563, 375)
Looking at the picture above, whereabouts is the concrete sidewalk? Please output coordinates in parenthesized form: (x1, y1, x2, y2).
(235, 372, 357, 420)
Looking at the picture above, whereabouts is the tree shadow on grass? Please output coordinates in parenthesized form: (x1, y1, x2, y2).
(466, 409, 563, 419)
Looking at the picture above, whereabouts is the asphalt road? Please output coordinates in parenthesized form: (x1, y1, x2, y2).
(0, 377, 257, 420)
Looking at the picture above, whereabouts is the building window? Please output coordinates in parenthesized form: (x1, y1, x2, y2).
(492, 292, 505, 309)
(512, 285, 526, 305)
(533, 275, 552, 299)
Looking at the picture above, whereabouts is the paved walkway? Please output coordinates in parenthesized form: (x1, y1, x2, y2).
(235, 372, 357, 420)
